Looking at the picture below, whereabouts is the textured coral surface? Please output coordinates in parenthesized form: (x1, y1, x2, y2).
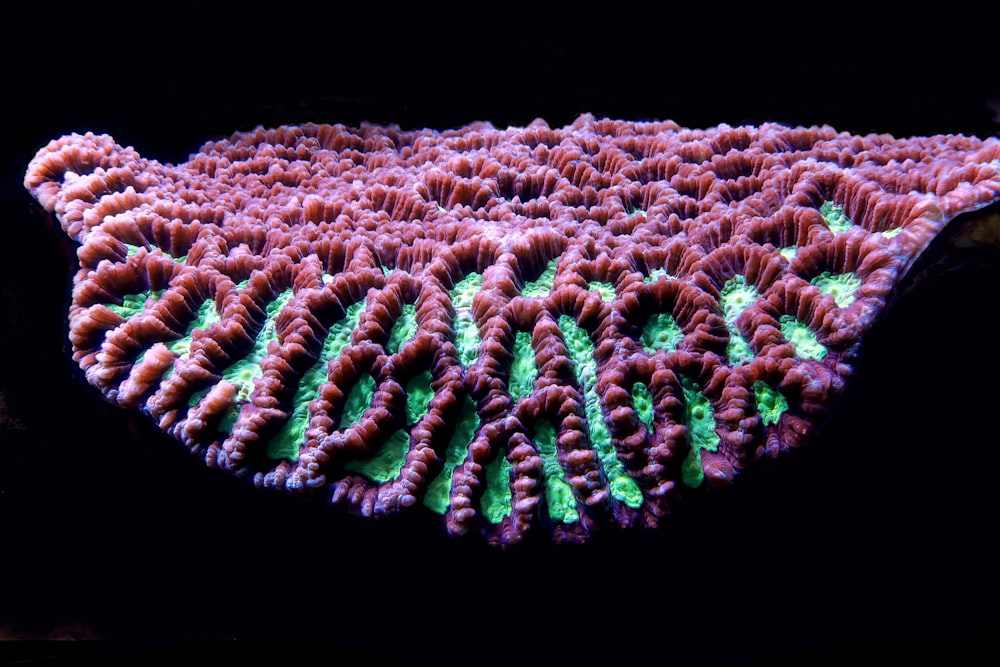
(23, 115, 1000, 546)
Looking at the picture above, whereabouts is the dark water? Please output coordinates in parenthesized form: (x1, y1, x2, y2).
(2, 11, 999, 666)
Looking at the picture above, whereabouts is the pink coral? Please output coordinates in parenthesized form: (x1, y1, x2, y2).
(23, 115, 1000, 546)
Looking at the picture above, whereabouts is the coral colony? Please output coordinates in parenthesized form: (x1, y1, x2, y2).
(24, 115, 1000, 546)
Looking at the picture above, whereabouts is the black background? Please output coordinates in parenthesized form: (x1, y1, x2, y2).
(2, 6, 999, 666)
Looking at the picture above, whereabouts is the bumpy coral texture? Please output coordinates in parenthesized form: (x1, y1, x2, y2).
(23, 115, 1000, 545)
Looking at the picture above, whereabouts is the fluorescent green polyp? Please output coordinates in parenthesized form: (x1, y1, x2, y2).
(158, 297, 221, 379)
(216, 365, 256, 406)
(881, 227, 903, 238)
(344, 428, 411, 483)
(559, 315, 642, 508)
(780, 315, 827, 361)
(454, 313, 480, 367)
(405, 370, 434, 426)
(608, 467, 643, 507)
(588, 281, 616, 302)
(727, 333, 754, 366)
(522, 257, 558, 297)
(719, 275, 759, 366)
(681, 448, 705, 489)
(265, 300, 366, 460)
(341, 373, 376, 428)
(779, 245, 797, 261)
(220, 288, 295, 404)
(387, 303, 417, 354)
(811, 271, 861, 308)
(632, 382, 655, 431)
(508, 331, 537, 401)
(329, 301, 367, 357)
(338, 365, 408, 483)
(641, 312, 684, 354)
(107, 289, 163, 319)
(643, 267, 675, 284)
(820, 200, 852, 234)
(121, 242, 184, 263)
(450, 272, 481, 311)
(679, 375, 719, 488)
(753, 381, 788, 427)
(481, 445, 513, 524)
(449, 273, 482, 366)
(423, 395, 480, 515)
(719, 275, 758, 324)
(534, 421, 579, 524)
(186, 288, 293, 413)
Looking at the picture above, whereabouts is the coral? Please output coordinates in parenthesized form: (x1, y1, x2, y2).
(22, 115, 1000, 546)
